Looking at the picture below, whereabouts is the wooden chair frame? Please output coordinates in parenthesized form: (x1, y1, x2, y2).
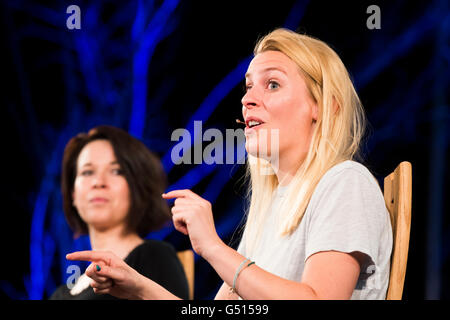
(384, 161, 412, 300)
(177, 250, 195, 300)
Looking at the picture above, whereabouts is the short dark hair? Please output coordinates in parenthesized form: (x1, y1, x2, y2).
(61, 125, 171, 237)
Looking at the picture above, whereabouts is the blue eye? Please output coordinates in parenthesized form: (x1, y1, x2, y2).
(268, 81, 280, 90)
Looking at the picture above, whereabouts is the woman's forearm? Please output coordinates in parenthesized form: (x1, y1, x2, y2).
(136, 274, 183, 300)
(203, 241, 318, 300)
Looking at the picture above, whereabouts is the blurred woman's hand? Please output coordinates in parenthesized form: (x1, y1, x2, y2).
(66, 250, 149, 299)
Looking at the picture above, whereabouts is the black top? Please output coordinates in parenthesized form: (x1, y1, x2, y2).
(49, 239, 189, 300)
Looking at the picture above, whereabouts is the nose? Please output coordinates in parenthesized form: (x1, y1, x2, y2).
(92, 172, 107, 189)
(241, 87, 261, 111)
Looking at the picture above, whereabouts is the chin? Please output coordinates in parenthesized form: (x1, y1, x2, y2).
(81, 211, 111, 226)
(245, 142, 258, 158)
(245, 140, 275, 161)
(245, 127, 279, 157)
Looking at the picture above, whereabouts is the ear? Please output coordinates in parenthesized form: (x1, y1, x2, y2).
(312, 103, 318, 122)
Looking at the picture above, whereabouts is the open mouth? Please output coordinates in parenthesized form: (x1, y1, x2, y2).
(246, 120, 264, 129)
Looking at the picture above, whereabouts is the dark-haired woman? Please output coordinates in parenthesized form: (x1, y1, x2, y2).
(50, 125, 189, 300)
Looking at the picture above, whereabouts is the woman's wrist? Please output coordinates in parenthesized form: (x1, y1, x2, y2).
(134, 272, 182, 300)
(134, 273, 151, 300)
(202, 237, 227, 264)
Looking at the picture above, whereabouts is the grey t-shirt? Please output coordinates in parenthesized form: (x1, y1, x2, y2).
(237, 160, 393, 299)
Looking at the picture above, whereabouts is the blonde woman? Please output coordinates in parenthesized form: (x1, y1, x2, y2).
(67, 28, 393, 300)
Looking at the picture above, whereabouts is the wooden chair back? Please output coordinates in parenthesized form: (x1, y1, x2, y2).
(383, 161, 412, 300)
(177, 249, 195, 299)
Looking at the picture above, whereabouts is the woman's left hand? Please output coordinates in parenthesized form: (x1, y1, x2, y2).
(162, 189, 224, 259)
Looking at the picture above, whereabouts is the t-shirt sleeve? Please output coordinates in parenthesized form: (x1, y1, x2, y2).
(305, 167, 387, 274)
(236, 230, 247, 257)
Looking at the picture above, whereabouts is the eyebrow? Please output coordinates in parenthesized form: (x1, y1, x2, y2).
(245, 67, 288, 79)
(81, 161, 119, 167)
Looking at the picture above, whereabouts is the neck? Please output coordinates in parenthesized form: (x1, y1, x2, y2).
(88, 225, 143, 260)
(273, 124, 315, 186)
(273, 147, 306, 187)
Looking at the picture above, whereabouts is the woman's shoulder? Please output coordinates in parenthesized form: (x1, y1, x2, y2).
(128, 239, 177, 259)
(309, 160, 384, 208)
(320, 160, 380, 188)
(125, 239, 189, 298)
(125, 239, 181, 266)
(125, 239, 181, 274)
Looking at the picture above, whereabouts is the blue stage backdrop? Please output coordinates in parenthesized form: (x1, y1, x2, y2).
(1, 0, 449, 300)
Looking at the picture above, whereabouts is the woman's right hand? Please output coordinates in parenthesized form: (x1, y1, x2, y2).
(66, 250, 147, 300)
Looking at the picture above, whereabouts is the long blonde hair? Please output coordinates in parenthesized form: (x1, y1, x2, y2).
(242, 28, 367, 256)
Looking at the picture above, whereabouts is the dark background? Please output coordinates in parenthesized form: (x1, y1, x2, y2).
(0, 0, 449, 300)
